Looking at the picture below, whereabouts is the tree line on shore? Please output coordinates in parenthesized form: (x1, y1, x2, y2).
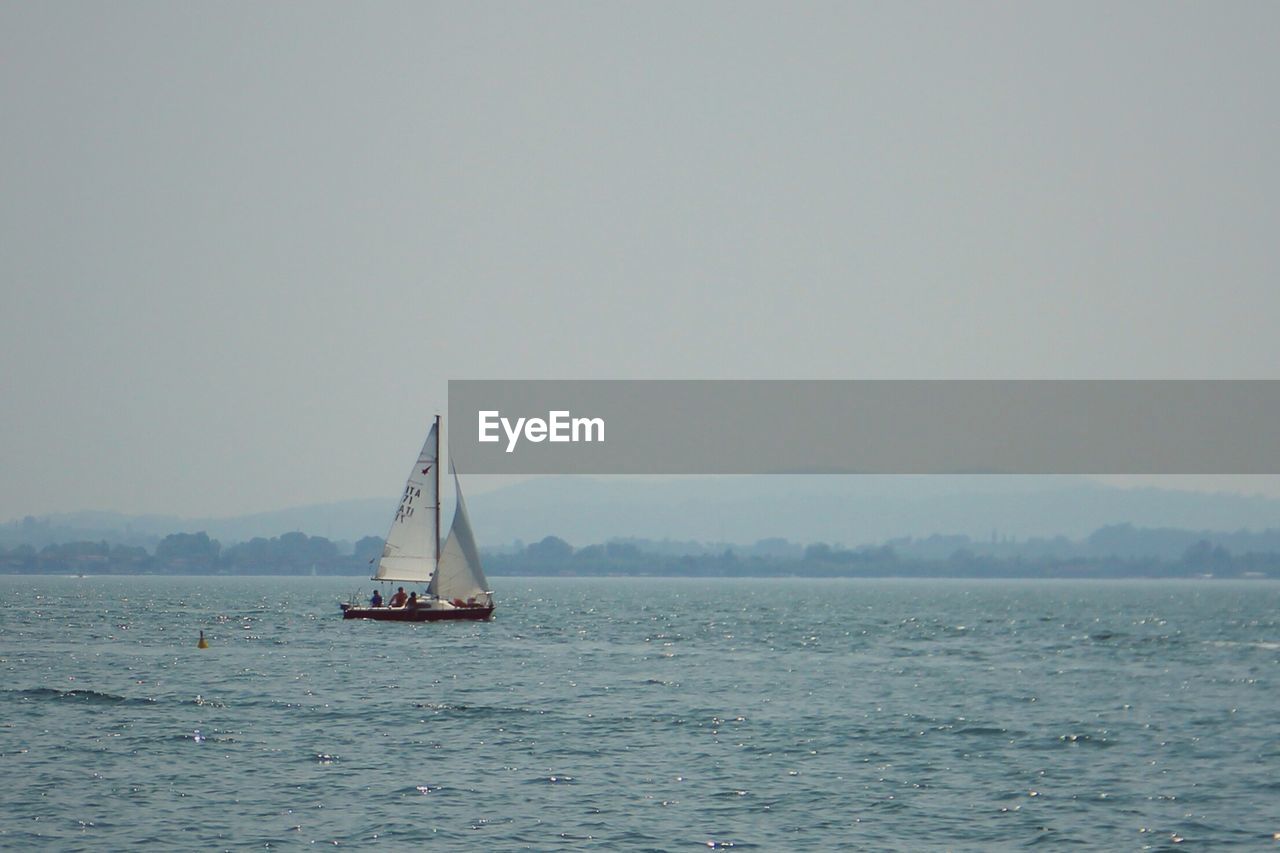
(3, 530, 1279, 578)
(481, 535, 1278, 579)
(0, 532, 385, 576)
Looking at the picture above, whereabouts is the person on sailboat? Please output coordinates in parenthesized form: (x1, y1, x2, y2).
(406, 591, 418, 608)
(369, 589, 383, 607)
(389, 587, 408, 607)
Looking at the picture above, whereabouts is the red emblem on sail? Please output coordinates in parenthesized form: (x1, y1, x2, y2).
(421, 465, 431, 475)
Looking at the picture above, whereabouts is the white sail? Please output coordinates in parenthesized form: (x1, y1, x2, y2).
(428, 462, 491, 603)
(374, 423, 439, 583)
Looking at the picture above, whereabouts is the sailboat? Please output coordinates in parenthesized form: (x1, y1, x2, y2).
(341, 416, 495, 622)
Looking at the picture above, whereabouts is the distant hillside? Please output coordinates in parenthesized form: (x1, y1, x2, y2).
(0, 499, 392, 549)
(3, 476, 1279, 553)
(462, 476, 1280, 549)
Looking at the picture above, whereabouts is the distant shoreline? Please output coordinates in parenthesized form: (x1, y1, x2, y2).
(4, 571, 1276, 581)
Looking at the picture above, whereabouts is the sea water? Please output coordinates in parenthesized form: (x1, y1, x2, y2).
(0, 576, 1277, 850)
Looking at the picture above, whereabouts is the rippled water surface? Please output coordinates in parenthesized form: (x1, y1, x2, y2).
(1, 576, 1277, 850)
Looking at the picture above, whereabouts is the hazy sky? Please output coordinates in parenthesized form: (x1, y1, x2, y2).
(2, 2, 1278, 520)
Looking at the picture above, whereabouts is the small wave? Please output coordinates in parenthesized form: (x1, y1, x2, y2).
(953, 726, 1011, 737)
(1207, 640, 1280, 651)
(412, 702, 548, 719)
(4, 687, 156, 706)
(528, 774, 576, 784)
(1058, 733, 1114, 747)
(168, 730, 235, 743)
(414, 701, 459, 711)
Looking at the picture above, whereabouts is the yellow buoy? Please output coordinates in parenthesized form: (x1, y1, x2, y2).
(197, 630, 209, 649)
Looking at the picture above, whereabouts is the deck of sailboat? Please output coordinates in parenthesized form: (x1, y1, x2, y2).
(341, 601, 495, 622)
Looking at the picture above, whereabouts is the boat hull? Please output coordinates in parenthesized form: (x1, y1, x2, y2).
(340, 603, 494, 622)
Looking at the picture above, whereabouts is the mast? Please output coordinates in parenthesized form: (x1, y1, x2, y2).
(434, 413, 441, 573)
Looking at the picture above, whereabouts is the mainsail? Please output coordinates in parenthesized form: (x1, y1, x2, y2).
(428, 462, 492, 603)
(373, 423, 439, 583)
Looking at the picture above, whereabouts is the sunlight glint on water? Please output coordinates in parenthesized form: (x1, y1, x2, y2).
(0, 576, 1277, 849)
